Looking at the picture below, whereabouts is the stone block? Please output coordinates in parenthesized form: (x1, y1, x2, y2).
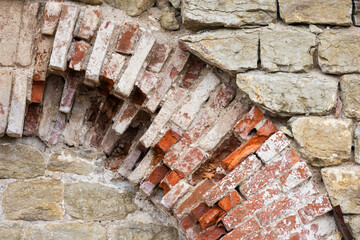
(356, 124, 360, 164)
(104, 0, 155, 17)
(0, 223, 23, 240)
(48, 150, 95, 175)
(111, 224, 178, 240)
(340, 74, 360, 119)
(0, 69, 13, 136)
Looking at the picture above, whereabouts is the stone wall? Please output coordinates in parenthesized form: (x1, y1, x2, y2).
(0, 0, 359, 240)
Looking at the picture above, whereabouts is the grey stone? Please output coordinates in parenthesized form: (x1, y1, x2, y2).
(48, 150, 95, 175)
(321, 166, 360, 214)
(236, 72, 338, 115)
(160, 6, 179, 31)
(181, 30, 258, 73)
(356, 124, 360, 164)
(0, 223, 23, 240)
(348, 215, 360, 240)
(260, 29, 316, 72)
(64, 182, 138, 220)
(2, 180, 63, 221)
(278, 0, 352, 26)
(0, 144, 45, 179)
(341, 74, 360, 119)
(25, 223, 107, 240)
(104, 0, 155, 17)
(319, 31, 360, 74)
(112, 224, 179, 240)
(291, 117, 352, 166)
(182, 0, 277, 29)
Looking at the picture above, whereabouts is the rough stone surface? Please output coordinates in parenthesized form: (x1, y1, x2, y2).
(0, 69, 12, 136)
(278, 0, 352, 25)
(0, 222, 23, 240)
(112, 224, 179, 240)
(341, 74, 360, 119)
(48, 150, 95, 175)
(348, 215, 360, 240)
(237, 72, 338, 115)
(321, 166, 360, 214)
(25, 222, 107, 240)
(181, 30, 258, 73)
(356, 124, 360, 164)
(104, 0, 155, 16)
(318, 31, 360, 74)
(291, 117, 352, 166)
(182, 0, 277, 29)
(64, 182, 137, 220)
(260, 29, 316, 72)
(75, 0, 104, 5)
(0, 144, 45, 179)
(2, 180, 63, 221)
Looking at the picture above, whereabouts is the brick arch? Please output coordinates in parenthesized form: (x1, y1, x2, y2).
(0, 1, 339, 240)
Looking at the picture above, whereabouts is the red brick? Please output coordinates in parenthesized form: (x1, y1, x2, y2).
(31, 81, 46, 103)
(256, 181, 318, 226)
(210, 84, 235, 110)
(256, 131, 291, 163)
(33, 35, 53, 82)
(240, 148, 300, 198)
(140, 165, 169, 196)
(69, 41, 90, 71)
(280, 162, 312, 191)
(191, 202, 211, 220)
(221, 120, 278, 172)
(180, 214, 197, 231)
(159, 170, 182, 195)
(175, 180, 215, 218)
(174, 147, 205, 177)
(298, 194, 332, 224)
(76, 6, 101, 42)
(234, 106, 264, 139)
(181, 56, 206, 88)
(48, 113, 66, 145)
(41, 2, 62, 35)
(23, 104, 42, 137)
(222, 218, 260, 240)
(178, 40, 188, 51)
(222, 183, 282, 230)
(218, 190, 243, 212)
(195, 224, 226, 240)
(154, 127, 182, 154)
(115, 22, 139, 54)
(146, 43, 171, 73)
(102, 53, 127, 92)
(198, 206, 225, 229)
(59, 70, 81, 113)
(160, 180, 191, 209)
(203, 155, 262, 206)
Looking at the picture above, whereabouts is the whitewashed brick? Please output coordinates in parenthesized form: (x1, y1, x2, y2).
(84, 20, 115, 87)
(257, 131, 291, 163)
(33, 35, 53, 82)
(146, 43, 172, 73)
(76, 6, 101, 42)
(0, 70, 13, 137)
(41, 2, 62, 35)
(49, 4, 80, 72)
(15, 2, 39, 67)
(172, 71, 220, 129)
(69, 41, 90, 71)
(59, 70, 81, 114)
(128, 150, 155, 185)
(101, 126, 120, 155)
(161, 180, 191, 210)
(6, 71, 28, 137)
(114, 33, 156, 97)
(112, 100, 139, 135)
(139, 87, 187, 149)
(136, 71, 158, 96)
(103, 53, 127, 84)
(118, 148, 142, 178)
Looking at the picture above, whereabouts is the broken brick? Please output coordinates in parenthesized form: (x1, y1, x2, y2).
(147, 43, 171, 73)
(234, 106, 264, 139)
(115, 22, 139, 54)
(140, 165, 169, 196)
(153, 127, 182, 154)
(198, 206, 225, 229)
(181, 56, 206, 88)
(195, 224, 226, 240)
(159, 170, 182, 195)
(31, 81, 46, 103)
(218, 190, 243, 212)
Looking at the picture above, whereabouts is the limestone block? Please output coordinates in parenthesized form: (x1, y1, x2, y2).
(341, 74, 360, 119)
(260, 29, 316, 72)
(104, 0, 155, 17)
(0, 223, 23, 240)
(64, 182, 138, 220)
(0, 69, 13, 136)
(321, 166, 360, 214)
(290, 117, 352, 166)
(48, 150, 95, 175)
(319, 31, 360, 74)
(356, 124, 360, 164)
(112, 224, 178, 240)
(181, 30, 258, 73)
(2, 180, 63, 221)
(278, 0, 352, 26)
(348, 215, 360, 240)
(182, 0, 277, 29)
(237, 72, 338, 115)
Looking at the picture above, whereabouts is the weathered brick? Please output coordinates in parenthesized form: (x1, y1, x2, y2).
(49, 4, 80, 71)
(146, 43, 171, 73)
(221, 120, 278, 172)
(145, 48, 190, 113)
(191, 202, 211, 220)
(195, 224, 226, 240)
(198, 206, 225, 229)
(154, 127, 182, 155)
(48, 113, 66, 145)
(222, 183, 282, 230)
(139, 87, 187, 148)
(298, 194, 332, 224)
(140, 165, 169, 196)
(76, 6, 101, 42)
(85, 21, 115, 87)
(256, 181, 318, 226)
(218, 190, 242, 212)
(31, 81, 46, 103)
(240, 148, 300, 198)
(59, 70, 81, 113)
(112, 100, 139, 135)
(6, 71, 28, 137)
(203, 155, 262, 206)
(234, 106, 264, 139)
(159, 170, 182, 195)
(69, 41, 90, 71)
(186, 224, 203, 240)
(257, 131, 291, 163)
(222, 218, 260, 240)
(181, 56, 206, 88)
(128, 150, 156, 185)
(115, 22, 139, 54)
(118, 148, 142, 178)
(172, 71, 220, 129)
(137, 71, 158, 97)
(15, 1, 39, 67)
(209, 84, 235, 110)
(41, 2, 62, 35)
(180, 214, 197, 231)
(33, 35, 53, 82)
(161, 180, 191, 209)
(114, 33, 155, 97)
(102, 53, 127, 91)
(101, 126, 121, 156)
(174, 147, 205, 177)
(280, 162, 312, 191)
(24, 104, 43, 137)
(0, 70, 13, 136)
